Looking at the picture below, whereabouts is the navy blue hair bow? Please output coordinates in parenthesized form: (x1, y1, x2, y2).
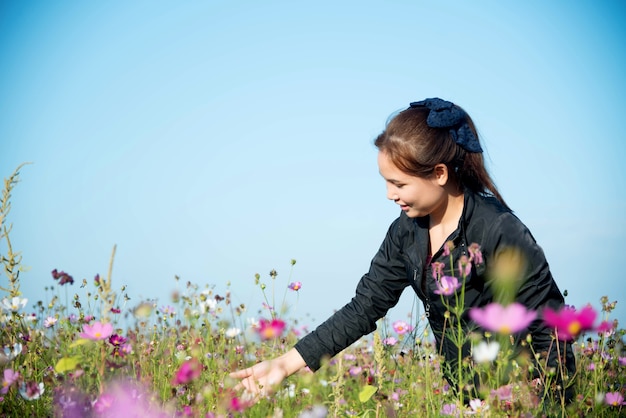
(409, 98, 483, 153)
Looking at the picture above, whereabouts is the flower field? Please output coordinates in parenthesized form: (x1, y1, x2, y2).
(1, 165, 625, 417)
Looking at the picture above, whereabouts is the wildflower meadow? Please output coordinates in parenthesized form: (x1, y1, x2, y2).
(1, 164, 625, 417)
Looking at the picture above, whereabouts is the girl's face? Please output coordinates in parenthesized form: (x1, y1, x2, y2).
(377, 150, 447, 219)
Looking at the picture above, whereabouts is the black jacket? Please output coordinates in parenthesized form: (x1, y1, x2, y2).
(295, 191, 574, 378)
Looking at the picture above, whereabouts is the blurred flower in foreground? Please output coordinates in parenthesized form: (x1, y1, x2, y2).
(79, 321, 113, 341)
(288, 281, 302, 291)
(434, 276, 461, 296)
(91, 380, 169, 417)
(1, 297, 28, 313)
(472, 340, 500, 363)
(392, 320, 413, 335)
(469, 302, 536, 334)
(542, 304, 598, 341)
(172, 358, 203, 386)
(257, 318, 286, 340)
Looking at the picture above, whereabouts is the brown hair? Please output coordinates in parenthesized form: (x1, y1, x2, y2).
(374, 105, 508, 208)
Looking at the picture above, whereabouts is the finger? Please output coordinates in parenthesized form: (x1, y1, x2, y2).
(229, 368, 254, 379)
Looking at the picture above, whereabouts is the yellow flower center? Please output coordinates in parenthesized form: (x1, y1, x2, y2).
(567, 321, 581, 337)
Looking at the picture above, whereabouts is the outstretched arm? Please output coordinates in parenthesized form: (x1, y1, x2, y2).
(229, 348, 306, 396)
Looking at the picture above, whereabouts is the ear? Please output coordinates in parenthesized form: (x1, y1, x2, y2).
(433, 164, 449, 186)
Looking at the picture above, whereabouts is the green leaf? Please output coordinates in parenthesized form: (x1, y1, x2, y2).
(55, 356, 81, 374)
(70, 338, 92, 348)
(358, 385, 377, 403)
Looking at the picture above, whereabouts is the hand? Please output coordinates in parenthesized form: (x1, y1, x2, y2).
(229, 348, 307, 399)
(229, 359, 288, 398)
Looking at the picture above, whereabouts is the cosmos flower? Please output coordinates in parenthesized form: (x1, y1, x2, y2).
(605, 391, 625, 406)
(44, 316, 58, 328)
(257, 318, 286, 340)
(1, 297, 28, 313)
(472, 340, 500, 363)
(51, 269, 74, 285)
(434, 276, 461, 296)
(172, 358, 203, 386)
(288, 281, 302, 291)
(469, 302, 537, 334)
(392, 320, 413, 335)
(542, 304, 598, 341)
(225, 327, 241, 338)
(0, 343, 23, 365)
(1, 369, 20, 394)
(79, 321, 114, 341)
(19, 381, 45, 400)
(383, 337, 398, 346)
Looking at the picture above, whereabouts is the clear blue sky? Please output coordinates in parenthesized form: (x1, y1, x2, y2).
(1, 1, 625, 331)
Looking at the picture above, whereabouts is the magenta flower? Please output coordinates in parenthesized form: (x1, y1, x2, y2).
(257, 318, 286, 340)
(392, 320, 413, 335)
(172, 358, 203, 386)
(434, 276, 461, 296)
(469, 302, 537, 334)
(542, 304, 597, 341)
(79, 321, 113, 341)
(51, 269, 74, 285)
(605, 391, 625, 406)
(288, 281, 302, 291)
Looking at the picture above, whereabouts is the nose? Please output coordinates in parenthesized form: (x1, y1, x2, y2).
(386, 185, 398, 201)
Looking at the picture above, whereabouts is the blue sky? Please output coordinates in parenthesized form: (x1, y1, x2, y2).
(1, 1, 625, 331)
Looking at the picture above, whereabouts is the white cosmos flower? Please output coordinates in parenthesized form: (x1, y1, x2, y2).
(225, 327, 241, 338)
(472, 340, 500, 363)
(1, 297, 28, 313)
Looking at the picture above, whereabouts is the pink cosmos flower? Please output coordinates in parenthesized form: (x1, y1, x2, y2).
(542, 304, 597, 341)
(288, 282, 302, 291)
(434, 276, 461, 296)
(392, 320, 413, 335)
(469, 302, 537, 334)
(79, 321, 113, 341)
(605, 391, 625, 406)
(1, 369, 20, 394)
(383, 337, 398, 346)
(257, 318, 286, 340)
(172, 358, 203, 386)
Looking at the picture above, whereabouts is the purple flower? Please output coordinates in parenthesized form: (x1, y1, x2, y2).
(469, 302, 537, 334)
(288, 281, 302, 291)
(434, 276, 461, 296)
(441, 403, 459, 416)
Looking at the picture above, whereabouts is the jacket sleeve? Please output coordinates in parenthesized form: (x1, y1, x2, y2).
(294, 218, 411, 371)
